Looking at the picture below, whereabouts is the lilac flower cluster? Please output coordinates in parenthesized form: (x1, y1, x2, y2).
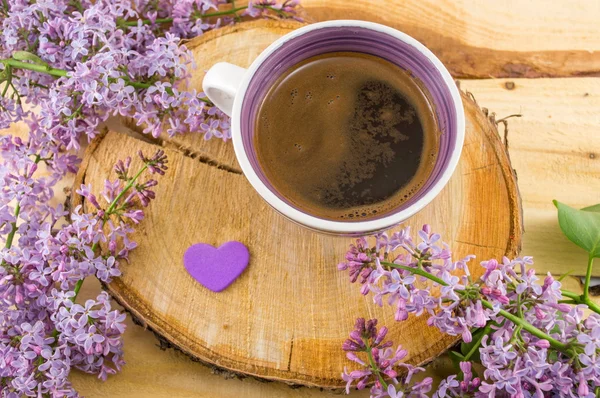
(342, 318, 433, 397)
(0, 124, 167, 396)
(339, 225, 600, 397)
(0, 0, 300, 144)
(434, 361, 480, 397)
(0, 2, 300, 395)
(338, 226, 482, 341)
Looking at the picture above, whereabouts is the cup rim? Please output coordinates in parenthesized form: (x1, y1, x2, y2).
(230, 20, 465, 234)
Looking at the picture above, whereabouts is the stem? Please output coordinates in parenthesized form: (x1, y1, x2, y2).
(558, 299, 579, 304)
(68, 0, 84, 13)
(64, 102, 84, 122)
(383, 262, 447, 286)
(1, 59, 67, 78)
(105, 165, 147, 216)
(199, 6, 248, 18)
(122, 6, 248, 27)
(2, 66, 13, 97)
(4, 156, 43, 251)
(380, 261, 570, 353)
(71, 279, 84, 301)
(562, 273, 600, 314)
(363, 338, 388, 389)
(585, 299, 600, 314)
(0, 58, 211, 103)
(122, 17, 175, 26)
(509, 325, 523, 345)
(30, 82, 49, 90)
(583, 255, 594, 302)
(508, 294, 524, 344)
(69, 162, 149, 303)
(122, 3, 292, 27)
(481, 301, 567, 351)
(561, 290, 581, 300)
(5, 204, 20, 249)
(463, 323, 492, 361)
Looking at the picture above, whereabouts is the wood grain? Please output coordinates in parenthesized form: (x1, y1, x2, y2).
(300, 0, 600, 78)
(75, 21, 521, 388)
(459, 77, 600, 276)
(70, 280, 370, 398)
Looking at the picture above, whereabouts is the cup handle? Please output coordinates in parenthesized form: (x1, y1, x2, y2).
(202, 62, 247, 117)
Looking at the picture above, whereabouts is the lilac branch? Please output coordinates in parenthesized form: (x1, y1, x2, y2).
(119, 4, 294, 27)
(340, 227, 599, 395)
(0, 57, 212, 103)
(380, 261, 570, 353)
(363, 337, 388, 389)
(72, 156, 160, 303)
(4, 155, 42, 250)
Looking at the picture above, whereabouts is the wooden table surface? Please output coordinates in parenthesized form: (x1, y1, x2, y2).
(3, 1, 600, 397)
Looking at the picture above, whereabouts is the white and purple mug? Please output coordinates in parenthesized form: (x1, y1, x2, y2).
(203, 20, 465, 235)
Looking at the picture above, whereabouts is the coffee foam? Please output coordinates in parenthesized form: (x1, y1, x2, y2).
(255, 52, 439, 221)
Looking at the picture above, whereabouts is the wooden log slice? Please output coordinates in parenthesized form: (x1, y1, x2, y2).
(75, 21, 522, 388)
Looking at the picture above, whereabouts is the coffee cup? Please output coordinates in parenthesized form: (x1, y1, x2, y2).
(203, 20, 464, 235)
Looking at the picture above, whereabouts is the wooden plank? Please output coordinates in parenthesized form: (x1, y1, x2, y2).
(304, 0, 600, 52)
(301, 0, 600, 77)
(459, 77, 600, 276)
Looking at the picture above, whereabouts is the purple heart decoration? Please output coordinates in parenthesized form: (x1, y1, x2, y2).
(183, 241, 250, 292)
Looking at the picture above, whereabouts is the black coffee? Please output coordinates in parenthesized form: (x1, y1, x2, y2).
(254, 52, 438, 221)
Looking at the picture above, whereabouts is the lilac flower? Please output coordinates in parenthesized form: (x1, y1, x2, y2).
(434, 375, 459, 398)
(74, 325, 106, 354)
(0, 97, 26, 129)
(138, 149, 168, 175)
(0, 140, 165, 395)
(342, 318, 432, 397)
(200, 118, 222, 141)
(386, 269, 415, 300)
(339, 225, 600, 397)
(1, 0, 300, 146)
(109, 79, 136, 105)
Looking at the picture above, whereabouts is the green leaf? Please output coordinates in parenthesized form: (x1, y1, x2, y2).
(583, 204, 600, 212)
(557, 270, 575, 282)
(448, 350, 465, 377)
(554, 200, 600, 258)
(12, 51, 48, 67)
